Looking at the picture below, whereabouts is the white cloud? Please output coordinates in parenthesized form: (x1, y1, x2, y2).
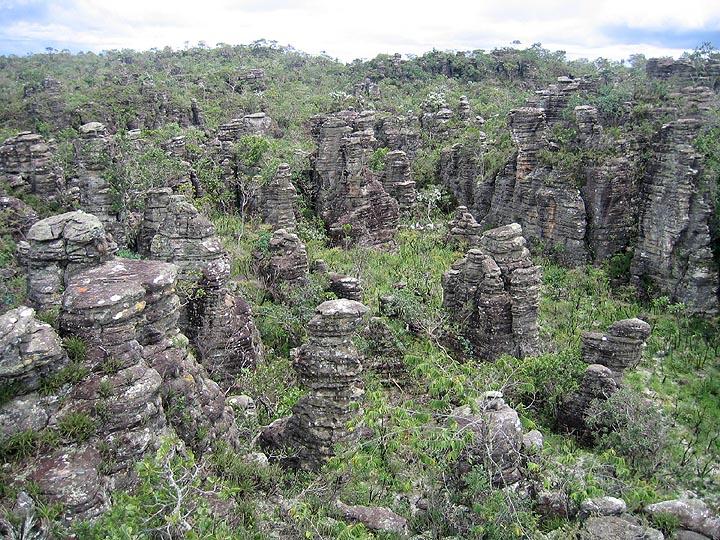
(0, 0, 718, 60)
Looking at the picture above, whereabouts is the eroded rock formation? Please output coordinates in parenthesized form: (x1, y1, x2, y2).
(557, 318, 651, 436)
(71, 122, 126, 244)
(60, 258, 239, 455)
(381, 150, 416, 212)
(0, 132, 64, 203)
(442, 223, 541, 360)
(630, 119, 719, 315)
(446, 205, 483, 247)
(260, 163, 298, 231)
(18, 210, 117, 311)
(253, 228, 309, 298)
(449, 391, 529, 486)
(139, 188, 264, 382)
(310, 110, 399, 247)
(270, 299, 369, 469)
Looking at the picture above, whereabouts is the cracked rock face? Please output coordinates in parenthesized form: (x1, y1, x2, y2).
(61, 258, 239, 456)
(139, 188, 264, 380)
(580, 515, 664, 540)
(442, 223, 541, 360)
(260, 163, 298, 231)
(253, 228, 309, 298)
(0, 132, 65, 203)
(70, 122, 126, 245)
(381, 150, 416, 212)
(282, 299, 369, 469)
(449, 392, 527, 486)
(310, 111, 399, 247)
(557, 318, 650, 437)
(630, 118, 719, 315)
(446, 205, 483, 247)
(374, 115, 420, 160)
(18, 210, 117, 311)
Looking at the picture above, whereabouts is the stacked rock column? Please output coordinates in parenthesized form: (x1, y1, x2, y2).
(285, 299, 369, 469)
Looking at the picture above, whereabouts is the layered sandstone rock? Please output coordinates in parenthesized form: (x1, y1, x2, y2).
(374, 115, 421, 159)
(0, 306, 68, 401)
(60, 258, 238, 455)
(260, 163, 298, 231)
(630, 119, 719, 315)
(310, 111, 399, 247)
(479, 107, 590, 266)
(557, 318, 651, 436)
(362, 317, 406, 383)
(18, 211, 117, 311)
(0, 132, 64, 203)
(439, 142, 484, 211)
(381, 150, 416, 212)
(312, 260, 364, 302)
(446, 205, 483, 247)
(280, 299, 369, 469)
(71, 122, 125, 244)
(238, 68, 267, 92)
(449, 392, 526, 486)
(442, 223, 541, 360)
(253, 228, 309, 298)
(139, 189, 264, 382)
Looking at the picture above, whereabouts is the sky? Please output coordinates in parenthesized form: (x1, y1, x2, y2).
(0, 0, 719, 62)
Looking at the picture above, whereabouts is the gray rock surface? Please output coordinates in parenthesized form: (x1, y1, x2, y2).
(0, 132, 64, 203)
(261, 163, 298, 231)
(630, 118, 719, 315)
(335, 500, 409, 535)
(580, 516, 664, 540)
(277, 299, 369, 469)
(253, 228, 309, 298)
(18, 210, 117, 311)
(310, 110, 399, 247)
(442, 223, 541, 360)
(645, 496, 720, 539)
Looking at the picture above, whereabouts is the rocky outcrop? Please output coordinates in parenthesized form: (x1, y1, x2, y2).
(0, 195, 38, 241)
(446, 205, 483, 247)
(139, 189, 264, 383)
(71, 122, 125, 245)
(580, 318, 651, 381)
(311, 260, 363, 302)
(238, 68, 267, 92)
(0, 306, 68, 401)
(439, 142, 483, 210)
(448, 391, 527, 486)
(310, 111, 399, 247)
(580, 516, 664, 540)
(253, 228, 309, 298)
(18, 210, 117, 311)
(335, 500, 409, 535)
(557, 318, 651, 436)
(260, 163, 298, 231)
(274, 299, 369, 469)
(362, 317, 405, 383)
(630, 119, 719, 315)
(61, 258, 239, 455)
(0, 132, 64, 203)
(442, 223, 541, 360)
(374, 115, 420, 159)
(381, 150, 416, 212)
(645, 496, 720, 540)
(581, 149, 641, 262)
